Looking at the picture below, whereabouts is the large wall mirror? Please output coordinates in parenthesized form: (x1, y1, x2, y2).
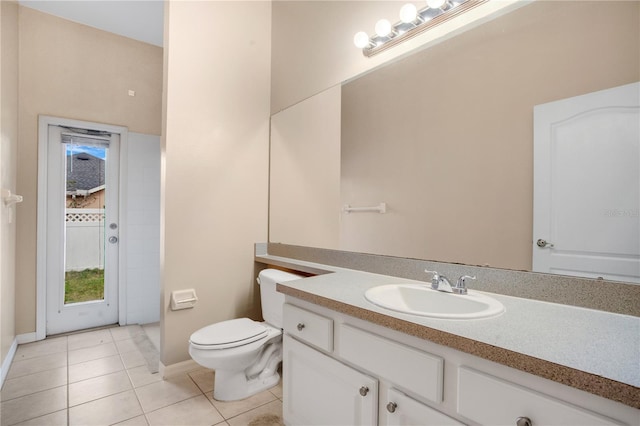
(269, 1, 639, 283)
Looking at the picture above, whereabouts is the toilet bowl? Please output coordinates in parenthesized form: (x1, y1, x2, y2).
(188, 269, 303, 401)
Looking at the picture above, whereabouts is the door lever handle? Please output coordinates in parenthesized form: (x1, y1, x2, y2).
(536, 239, 554, 248)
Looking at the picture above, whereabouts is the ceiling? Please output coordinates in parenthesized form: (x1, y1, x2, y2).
(19, 0, 164, 47)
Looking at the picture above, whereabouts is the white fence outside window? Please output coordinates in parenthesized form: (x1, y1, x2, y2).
(65, 208, 105, 271)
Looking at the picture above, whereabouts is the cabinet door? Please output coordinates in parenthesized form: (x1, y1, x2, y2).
(384, 388, 465, 426)
(283, 335, 378, 426)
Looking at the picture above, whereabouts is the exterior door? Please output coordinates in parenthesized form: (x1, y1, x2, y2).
(533, 82, 639, 283)
(45, 124, 120, 335)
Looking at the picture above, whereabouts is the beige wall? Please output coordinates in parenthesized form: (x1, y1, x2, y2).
(162, 1, 271, 365)
(16, 6, 163, 335)
(1, 0, 19, 370)
(269, 85, 341, 249)
(270, 0, 526, 113)
(339, 0, 640, 270)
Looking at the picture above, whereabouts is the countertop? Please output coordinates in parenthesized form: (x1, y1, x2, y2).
(256, 253, 640, 409)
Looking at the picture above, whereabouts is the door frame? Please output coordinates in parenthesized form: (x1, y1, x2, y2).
(36, 115, 129, 340)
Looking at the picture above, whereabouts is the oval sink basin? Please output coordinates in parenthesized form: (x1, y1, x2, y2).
(364, 284, 504, 319)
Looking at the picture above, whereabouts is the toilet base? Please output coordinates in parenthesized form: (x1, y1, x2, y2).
(213, 368, 281, 401)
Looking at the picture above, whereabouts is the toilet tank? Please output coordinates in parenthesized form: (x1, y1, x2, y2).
(258, 269, 303, 328)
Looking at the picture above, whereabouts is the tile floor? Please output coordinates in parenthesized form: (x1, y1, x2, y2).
(0, 325, 283, 426)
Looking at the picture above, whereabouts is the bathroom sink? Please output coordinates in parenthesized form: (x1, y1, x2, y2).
(364, 284, 504, 319)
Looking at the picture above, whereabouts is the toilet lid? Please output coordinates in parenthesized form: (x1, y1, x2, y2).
(189, 318, 268, 348)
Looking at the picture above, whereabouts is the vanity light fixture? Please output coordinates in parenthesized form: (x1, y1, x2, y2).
(354, 0, 487, 57)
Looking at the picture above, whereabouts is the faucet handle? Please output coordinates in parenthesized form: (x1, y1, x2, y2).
(454, 275, 476, 295)
(424, 269, 440, 290)
(424, 269, 439, 279)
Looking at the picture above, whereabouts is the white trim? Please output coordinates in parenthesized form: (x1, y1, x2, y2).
(37, 115, 128, 339)
(159, 359, 201, 379)
(37, 118, 49, 340)
(118, 129, 128, 326)
(0, 338, 18, 387)
(16, 332, 37, 344)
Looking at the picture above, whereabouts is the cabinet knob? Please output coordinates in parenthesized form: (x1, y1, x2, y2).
(359, 386, 369, 396)
(296, 323, 305, 331)
(516, 417, 532, 426)
(386, 402, 397, 413)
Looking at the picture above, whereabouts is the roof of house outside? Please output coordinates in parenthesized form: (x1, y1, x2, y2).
(66, 153, 105, 192)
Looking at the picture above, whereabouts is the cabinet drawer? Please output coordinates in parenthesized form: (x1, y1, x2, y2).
(458, 367, 622, 425)
(338, 324, 443, 403)
(385, 388, 464, 426)
(283, 303, 333, 352)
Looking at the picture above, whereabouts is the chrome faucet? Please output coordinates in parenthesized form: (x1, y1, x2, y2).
(454, 275, 476, 295)
(425, 270, 453, 292)
(425, 270, 476, 295)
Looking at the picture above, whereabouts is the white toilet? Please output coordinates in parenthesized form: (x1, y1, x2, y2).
(188, 269, 302, 401)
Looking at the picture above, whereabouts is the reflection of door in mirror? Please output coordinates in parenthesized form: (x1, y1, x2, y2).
(269, 0, 639, 281)
(533, 82, 640, 283)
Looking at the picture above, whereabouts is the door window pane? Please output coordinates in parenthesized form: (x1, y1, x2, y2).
(64, 144, 108, 304)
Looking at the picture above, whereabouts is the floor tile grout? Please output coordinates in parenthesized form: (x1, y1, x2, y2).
(2, 325, 284, 426)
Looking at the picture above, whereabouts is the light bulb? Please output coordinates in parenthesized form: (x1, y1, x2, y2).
(353, 31, 371, 49)
(375, 19, 392, 37)
(399, 4, 418, 23)
(426, 0, 446, 9)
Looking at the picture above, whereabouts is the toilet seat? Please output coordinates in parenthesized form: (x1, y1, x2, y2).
(189, 318, 268, 350)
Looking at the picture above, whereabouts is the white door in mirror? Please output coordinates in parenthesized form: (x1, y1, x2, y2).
(533, 82, 640, 283)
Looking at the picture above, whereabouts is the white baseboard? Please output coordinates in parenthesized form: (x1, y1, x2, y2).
(159, 359, 201, 379)
(1, 338, 18, 388)
(16, 332, 37, 344)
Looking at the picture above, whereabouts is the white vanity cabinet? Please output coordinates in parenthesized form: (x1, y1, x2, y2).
(282, 303, 378, 426)
(283, 336, 378, 425)
(457, 367, 623, 425)
(283, 303, 459, 425)
(282, 300, 636, 426)
(338, 324, 444, 404)
(283, 303, 333, 352)
(337, 323, 463, 426)
(385, 388, 464, 426)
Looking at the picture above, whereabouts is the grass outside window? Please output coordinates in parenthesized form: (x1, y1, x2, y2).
(65, 268, 104, 304)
